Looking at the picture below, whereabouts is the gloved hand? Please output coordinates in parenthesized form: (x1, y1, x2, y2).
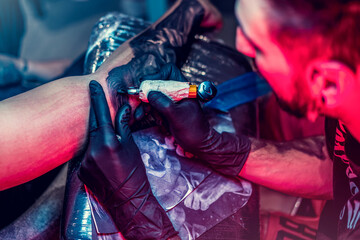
(129, 63, 188, 132)
(145, 64, 251, 177)
(78, 80, 178, 240)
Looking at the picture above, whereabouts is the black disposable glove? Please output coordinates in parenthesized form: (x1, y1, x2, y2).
(145, 64, 251, 177)
(130, 63, 188, 132)
(78, 80, 177, 240)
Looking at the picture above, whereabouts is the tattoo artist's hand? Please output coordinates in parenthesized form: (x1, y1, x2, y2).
(130, 63, 188, 132)
(145, 64, 251, 177)
(78, 80, 177, 240)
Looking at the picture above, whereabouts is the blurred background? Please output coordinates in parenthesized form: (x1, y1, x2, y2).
(0, 0, 237, 96)
(12, 0, 236, 61)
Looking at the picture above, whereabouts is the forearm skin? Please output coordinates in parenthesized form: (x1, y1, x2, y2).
(240, 136, 333, 199)
(0, 74, 97, 190)
(0, 0, 208, 190)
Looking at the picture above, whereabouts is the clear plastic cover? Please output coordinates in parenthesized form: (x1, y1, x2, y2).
(62, 12, 256, 240)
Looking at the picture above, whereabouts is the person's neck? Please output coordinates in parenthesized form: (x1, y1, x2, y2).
(338, 66, 360, 142)
(340, 104, 360, 143)
(344, 68, 360, 141)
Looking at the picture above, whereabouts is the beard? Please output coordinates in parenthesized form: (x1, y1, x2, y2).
(275, 94, 307, 118)
(273, 74, 311, 119)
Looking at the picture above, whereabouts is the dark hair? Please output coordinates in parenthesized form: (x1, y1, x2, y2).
(267, 0, 360, 71)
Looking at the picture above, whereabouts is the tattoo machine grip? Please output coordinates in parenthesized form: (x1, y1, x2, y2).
(128, 80, 217, 102)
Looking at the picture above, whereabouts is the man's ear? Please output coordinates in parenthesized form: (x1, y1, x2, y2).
(306, 60, 356, 109)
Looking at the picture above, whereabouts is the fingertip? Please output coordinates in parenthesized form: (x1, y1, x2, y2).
(147, 91, 174, 117)
(116, 103, 132, 121)
(134, 104, 145, 121)
(115, 103, 132, 135)
(147, 91, 160, 102)
(89, 80, 99, 85)
(147, 91, 171, 104)
(147, 90, 166, 99)
(89, 80, 101, 93)
(89, 80, 105, 101)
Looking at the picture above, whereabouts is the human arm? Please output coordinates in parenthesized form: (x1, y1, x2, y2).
(77, 81, 178, 240)
(146, 90, 333, 199)
(240, 136, 333, 200)
(0, 74, 97, 190)
(0, 0, 220, 190)
(97, 0, 221, 110)
(144, 64, 333, 199)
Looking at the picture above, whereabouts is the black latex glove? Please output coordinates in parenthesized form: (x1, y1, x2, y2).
(130, 63, 188, 132)
(145, 64, 251, 177)
(78, 80, 177, 240)
(143, 63, 188, 83)
(130, 102, 165, 132)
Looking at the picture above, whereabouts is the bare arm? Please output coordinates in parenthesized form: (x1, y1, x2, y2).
(0, 0, 220, 190)
(240, 136, 333, 199)
(0, 74, 99, 190)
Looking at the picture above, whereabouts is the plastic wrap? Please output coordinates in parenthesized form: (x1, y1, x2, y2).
(62, 11, 258, 240)
(84, 13, 151, 75)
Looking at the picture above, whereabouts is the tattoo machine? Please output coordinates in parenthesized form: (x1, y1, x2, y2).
(127, 80, 217, 102)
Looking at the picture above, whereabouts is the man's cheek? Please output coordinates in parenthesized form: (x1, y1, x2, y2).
(235, 28, 256, 58)
(258, 55, 292, 95)
(253, 57, 275, 88)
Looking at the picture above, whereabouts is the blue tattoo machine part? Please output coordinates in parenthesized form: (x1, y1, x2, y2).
(198, 81, 217, 102)
(205, 72, 272, 112)
(127, 80, 217, 102)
